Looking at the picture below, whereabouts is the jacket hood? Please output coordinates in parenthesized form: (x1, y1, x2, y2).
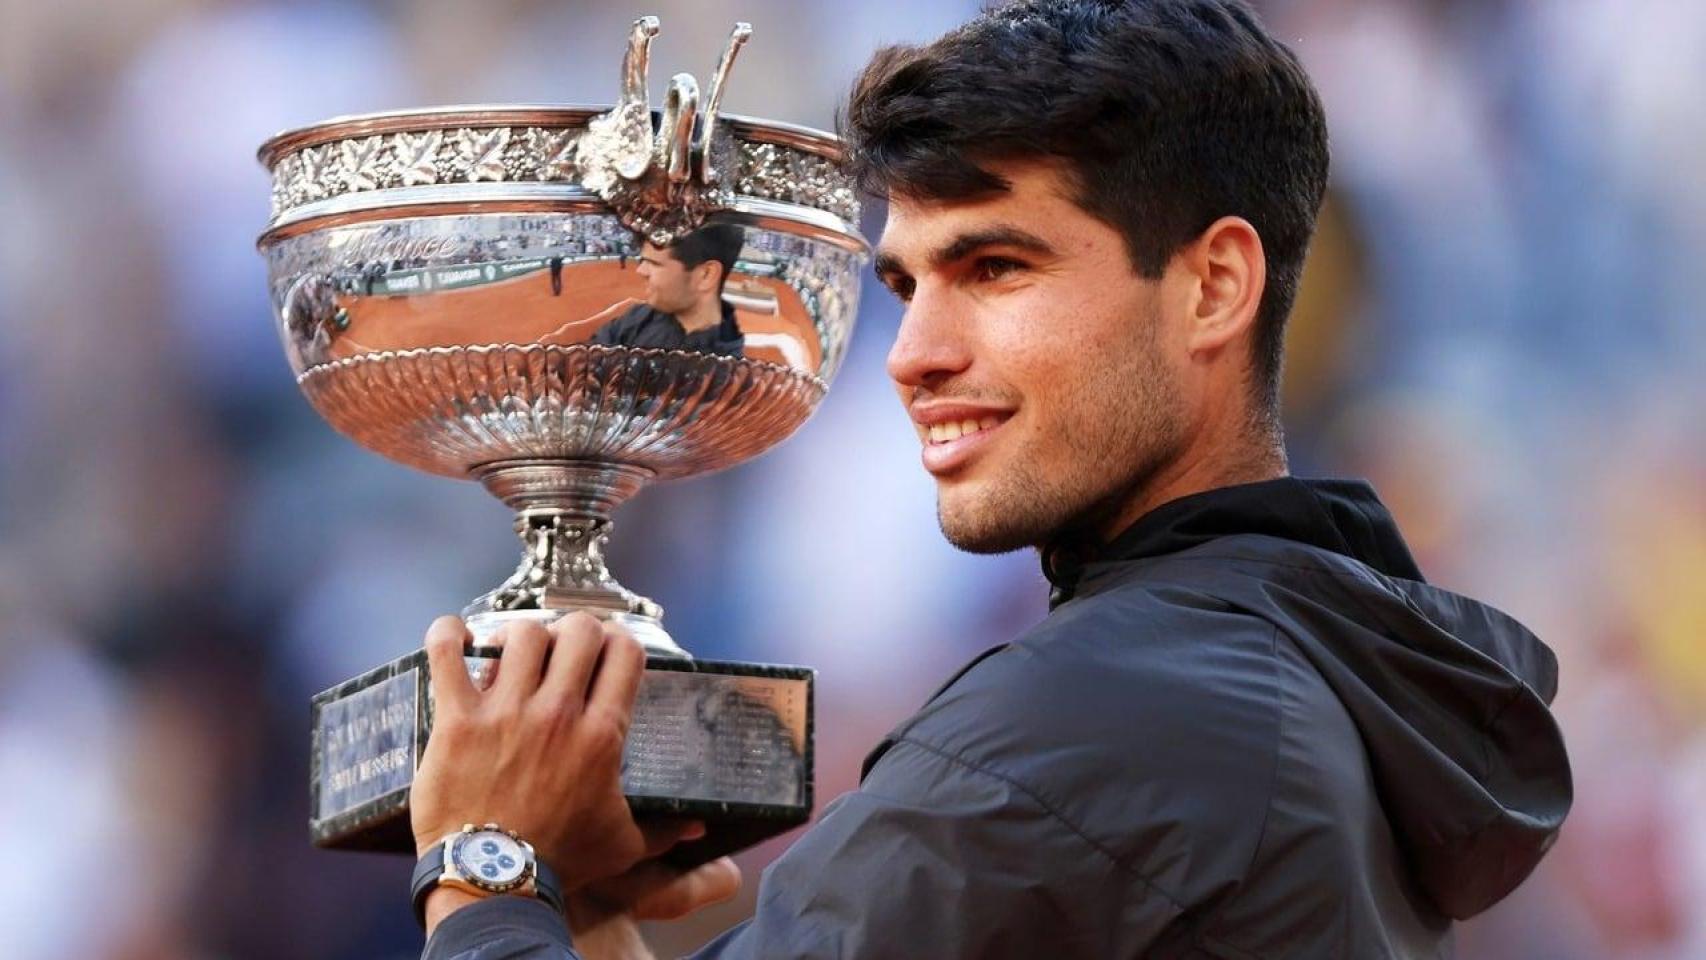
(1050, 477, 1573, 920)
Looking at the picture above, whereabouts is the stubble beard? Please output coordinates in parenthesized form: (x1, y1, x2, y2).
(653, 287, 690, 315)
(935, 311, 1185, 555)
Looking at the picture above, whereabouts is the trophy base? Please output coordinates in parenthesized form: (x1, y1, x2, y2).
(309, 648, 813, 868)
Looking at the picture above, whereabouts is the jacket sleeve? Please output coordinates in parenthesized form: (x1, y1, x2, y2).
(687, 736, 1186, 960)
(422, 896, 579, 960)
(419, 741, 1190, 960)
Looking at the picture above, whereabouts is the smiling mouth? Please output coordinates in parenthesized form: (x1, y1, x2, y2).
(925, 416, 1006, 445)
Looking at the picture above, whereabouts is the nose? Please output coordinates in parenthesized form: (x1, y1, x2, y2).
(886, 284, 972, 390)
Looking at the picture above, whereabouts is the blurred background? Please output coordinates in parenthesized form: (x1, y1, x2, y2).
(2, 0, 1703, 956)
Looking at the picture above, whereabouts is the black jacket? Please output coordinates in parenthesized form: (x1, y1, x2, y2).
(589, 301, 745, 357)
(424, 478, 1572, 959)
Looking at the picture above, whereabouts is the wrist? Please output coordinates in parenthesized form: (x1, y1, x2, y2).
(412, 823, 564, 930)
(422, 886, 484, 938)
(415, 821, 457, 858)
(416, 831, 446, 859)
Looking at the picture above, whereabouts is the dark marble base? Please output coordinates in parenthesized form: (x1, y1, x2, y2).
(309, 647, 814, 867)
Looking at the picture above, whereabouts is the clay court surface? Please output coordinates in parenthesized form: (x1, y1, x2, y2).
(331, 258, 820, 371)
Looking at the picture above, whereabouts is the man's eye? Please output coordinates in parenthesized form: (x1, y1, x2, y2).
(883, 276, 915, 302)
(972, 257, 1025, 282)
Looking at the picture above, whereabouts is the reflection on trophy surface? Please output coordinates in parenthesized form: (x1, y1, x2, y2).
(589, 224, 749, 358)
(256, 16, 864, 864)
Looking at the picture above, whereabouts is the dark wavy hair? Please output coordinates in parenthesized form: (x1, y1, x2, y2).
(667, 223, 745, 292)
(843, 0, 1329, 418)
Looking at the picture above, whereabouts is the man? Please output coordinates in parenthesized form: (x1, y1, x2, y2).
(411, 1, 1572, 957)
(590, 223, 746, 357)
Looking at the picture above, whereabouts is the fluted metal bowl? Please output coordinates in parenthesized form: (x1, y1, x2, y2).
(257, 106, 866, 481)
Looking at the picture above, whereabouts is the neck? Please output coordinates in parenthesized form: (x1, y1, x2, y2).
(1095, 421, 1288, 543)
(677, 295, 725, 333)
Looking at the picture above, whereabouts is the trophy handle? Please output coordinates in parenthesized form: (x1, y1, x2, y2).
(696, 23, 752, 183)
(620, 16, 661, 107)
(577, 18, 760, 244)
(660, 74, 700, 185)
(606, 16, 661, 182)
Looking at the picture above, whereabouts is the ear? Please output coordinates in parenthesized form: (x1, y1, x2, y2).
(1180, 216, 1265, 358)
(694, 261, 724, 293)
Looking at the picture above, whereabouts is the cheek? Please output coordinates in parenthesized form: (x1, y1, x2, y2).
(981, 289, 1114, 397)
(1003, 291, 1165, 436)
(991, 341, 1070, 405)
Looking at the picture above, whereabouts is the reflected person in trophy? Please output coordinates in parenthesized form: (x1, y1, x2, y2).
(591, 224, 747, 357)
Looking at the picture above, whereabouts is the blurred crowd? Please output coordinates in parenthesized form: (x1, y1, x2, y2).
(2, 0, 1703, 957)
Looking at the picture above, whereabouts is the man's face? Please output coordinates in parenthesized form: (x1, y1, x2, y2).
(877, 163, 1190, 553)
(636, 242, 699, 314)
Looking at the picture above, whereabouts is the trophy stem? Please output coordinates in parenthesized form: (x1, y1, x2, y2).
(465, 460, 684, 657)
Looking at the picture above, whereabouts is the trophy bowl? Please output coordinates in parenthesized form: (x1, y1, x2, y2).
(258, 18, 866, 864)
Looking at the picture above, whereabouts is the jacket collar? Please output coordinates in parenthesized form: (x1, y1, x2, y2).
(1043, 477, 1425, 607)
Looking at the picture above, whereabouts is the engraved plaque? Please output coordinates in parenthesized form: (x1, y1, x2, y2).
(627, 670, 809, 806)
(309, 648, 814, 862)
(316, 671, 417, 822)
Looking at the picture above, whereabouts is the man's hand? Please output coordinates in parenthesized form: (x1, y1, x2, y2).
(577, 856, 743, 925)
(566, 857, 744, 960)
(410, 613, 698, 894)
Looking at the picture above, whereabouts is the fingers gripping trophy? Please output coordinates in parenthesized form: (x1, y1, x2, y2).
(256, 18, 864, 866)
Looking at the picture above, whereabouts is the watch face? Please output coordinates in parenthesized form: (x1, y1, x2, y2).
(450, 829, 530, 890)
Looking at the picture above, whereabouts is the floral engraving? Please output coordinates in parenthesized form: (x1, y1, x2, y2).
(456, 127, 511, 182)
(395, 130, 443, 187)
(528, 128, 579, 181)
(296, 145, 332, 202)
(738, 143, 792, 203)
(340, 136, 391, 192)
(266, 127, 856, 226)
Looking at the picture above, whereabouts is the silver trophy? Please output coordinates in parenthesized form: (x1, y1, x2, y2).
(256, 17, 864, 864)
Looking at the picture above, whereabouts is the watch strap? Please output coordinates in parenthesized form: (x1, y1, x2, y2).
(411, 842, 448, 928)
(533, 857, 566, 914)
(411, 838, 566, 929)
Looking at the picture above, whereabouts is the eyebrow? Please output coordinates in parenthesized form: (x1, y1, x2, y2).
(874, 225, 1058, 280)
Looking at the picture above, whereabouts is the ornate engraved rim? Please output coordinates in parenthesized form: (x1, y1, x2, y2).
(257, 104, 844, 167)
(257, 109, 860, 235)
(256, 21, 861, 246)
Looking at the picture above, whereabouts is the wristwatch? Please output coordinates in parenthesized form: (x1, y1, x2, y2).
(411, 823, 565, 928)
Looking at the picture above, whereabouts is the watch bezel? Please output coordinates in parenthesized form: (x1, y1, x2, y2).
(444, 822, 537, 895)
